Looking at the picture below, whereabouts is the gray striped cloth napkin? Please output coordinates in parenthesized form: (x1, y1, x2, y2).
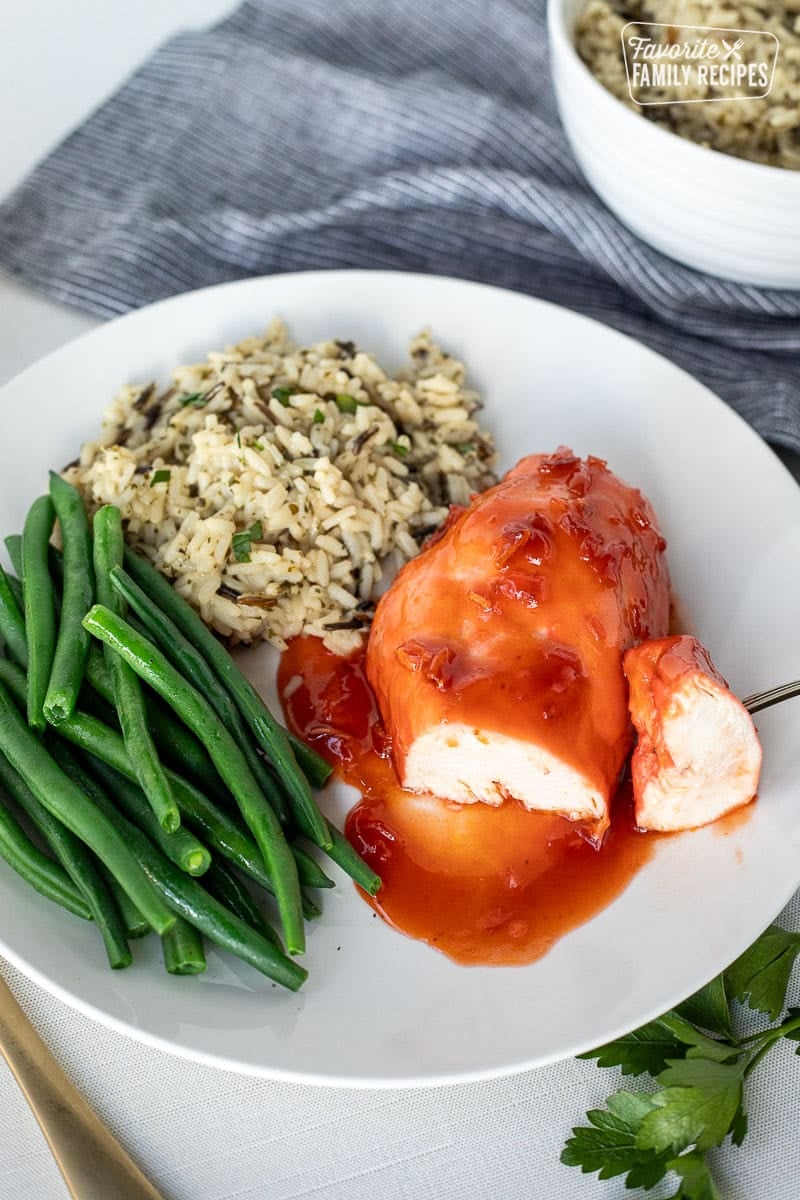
(1, 0, 798, 448)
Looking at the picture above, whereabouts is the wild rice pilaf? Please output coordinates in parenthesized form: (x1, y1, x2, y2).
(576, 1, 800, 169)
(66, 321, 495, 654)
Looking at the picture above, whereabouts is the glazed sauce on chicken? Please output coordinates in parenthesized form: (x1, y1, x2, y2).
(279, 636, 656, 966)
(365, 451, 672, 839)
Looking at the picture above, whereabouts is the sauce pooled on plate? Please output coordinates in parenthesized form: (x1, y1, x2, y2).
(279, 636, 655, 965)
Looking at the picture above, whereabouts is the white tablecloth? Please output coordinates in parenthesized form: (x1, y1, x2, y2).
(1, 5, 799, 1198)
(2, 893, 799, 1200)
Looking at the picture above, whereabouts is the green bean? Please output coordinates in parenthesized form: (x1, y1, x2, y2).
(0, 751, 131, 968)
(0, 787, 92, 919)
(0, 654, 363, 904)
(0, 657, 36, 708)
(22, 495, 58, 730)
(99, 868, 151, 939)
(8, 536, 62, 596)
(145, 700, 231, 804)
(83, 604, 305, 955)
(204, 859, 282, 949)
(83, 695, 328, 887)
(325, 821, 382, 896)
(0, 678, 175, 935)
(121, 549, 332, 845)
(79, 754, 211, 877)
(55, 740, 300, 984)
(93, 508, 179, 833)
(164, 782, 320, 919)
(289, 736, 333, 790)
(27, 688, 311, 906)
(77, 675, 119, 730)
(88, 646, 208, 785)
(109, 561, 321, 806)
(0, 563, 28, 670)
(4, 535, 22, 577)
(86, 645, 228, 801)
(161, 916, 206, 975)
(110, 566, 291, 827)
(57, 755, 306, 990)
(5, 572, 24, 614)
(154, 773, 321, 920)
(0, 659, 319, 921)
(85, 642, 113, 701)
(291, 843, 335, 890)
(44, 473, 94, 724)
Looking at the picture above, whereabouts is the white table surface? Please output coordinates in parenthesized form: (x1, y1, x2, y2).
(1, 5, 799, 1199)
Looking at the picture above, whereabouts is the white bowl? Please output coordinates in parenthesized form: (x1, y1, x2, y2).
(548, 0, 800, 288)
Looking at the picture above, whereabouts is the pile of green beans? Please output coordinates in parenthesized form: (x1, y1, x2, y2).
(0, 478, 381, 992)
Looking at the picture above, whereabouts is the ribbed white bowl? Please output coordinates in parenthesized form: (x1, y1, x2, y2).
(548, 0, 800, 288)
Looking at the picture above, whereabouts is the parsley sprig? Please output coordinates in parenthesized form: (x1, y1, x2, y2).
(562, 924, 800, 1197)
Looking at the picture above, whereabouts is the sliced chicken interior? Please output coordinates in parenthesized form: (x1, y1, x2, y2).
(623, 635, 761, 832)
(366, 448, 671, 840)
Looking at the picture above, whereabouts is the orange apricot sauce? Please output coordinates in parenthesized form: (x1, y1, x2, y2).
(278, 636, 656, 966)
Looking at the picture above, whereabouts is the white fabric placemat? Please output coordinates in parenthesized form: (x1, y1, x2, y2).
(2, 888, 799, 1200)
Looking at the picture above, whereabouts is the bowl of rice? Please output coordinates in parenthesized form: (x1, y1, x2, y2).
(548, 0, 800, 287)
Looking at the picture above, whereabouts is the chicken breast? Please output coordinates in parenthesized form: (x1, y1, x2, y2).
(623, 635, 762, 832)
(366, 449, 670, 840)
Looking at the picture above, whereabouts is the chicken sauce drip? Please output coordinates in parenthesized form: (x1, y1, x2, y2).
(278, 636, 655, 966)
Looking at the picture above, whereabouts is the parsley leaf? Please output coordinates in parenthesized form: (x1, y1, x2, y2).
(179, 392, 207, 408)
(580, 1011, 736, 1079)
(232, 536, 251, 563)
(561, 1091, 673, 1189)
(667, 1152, 722, 1200)
(729, 1101, 748, 1147)
(578, 1016, 686, 1077)
(231, 521, 264, 564)
(783, 1007, 800, 1052)
(638, 1056, 746, 1155)
(313, 409, 325, 424)
(272, 386, 298, 405)
(149, 469, 171, 486)
(335, 393, 358, 413)
(724, 925, 800, 1019)
(676, 975, 734, 1043)
(659, 1013, 741, 1063)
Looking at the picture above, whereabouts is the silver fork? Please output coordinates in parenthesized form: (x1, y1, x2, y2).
(0, 970, 166, 1200)
(743, 681, 800, 714)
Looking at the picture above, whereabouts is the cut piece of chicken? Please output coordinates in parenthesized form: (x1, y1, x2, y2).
(623, 635, 762, 832)
(366, 449, 671, 841)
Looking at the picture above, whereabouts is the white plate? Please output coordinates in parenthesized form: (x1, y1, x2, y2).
(0, 270, 798, 1087)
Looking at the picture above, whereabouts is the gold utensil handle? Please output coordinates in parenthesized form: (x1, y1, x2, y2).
(0, 972, 166, 1199)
